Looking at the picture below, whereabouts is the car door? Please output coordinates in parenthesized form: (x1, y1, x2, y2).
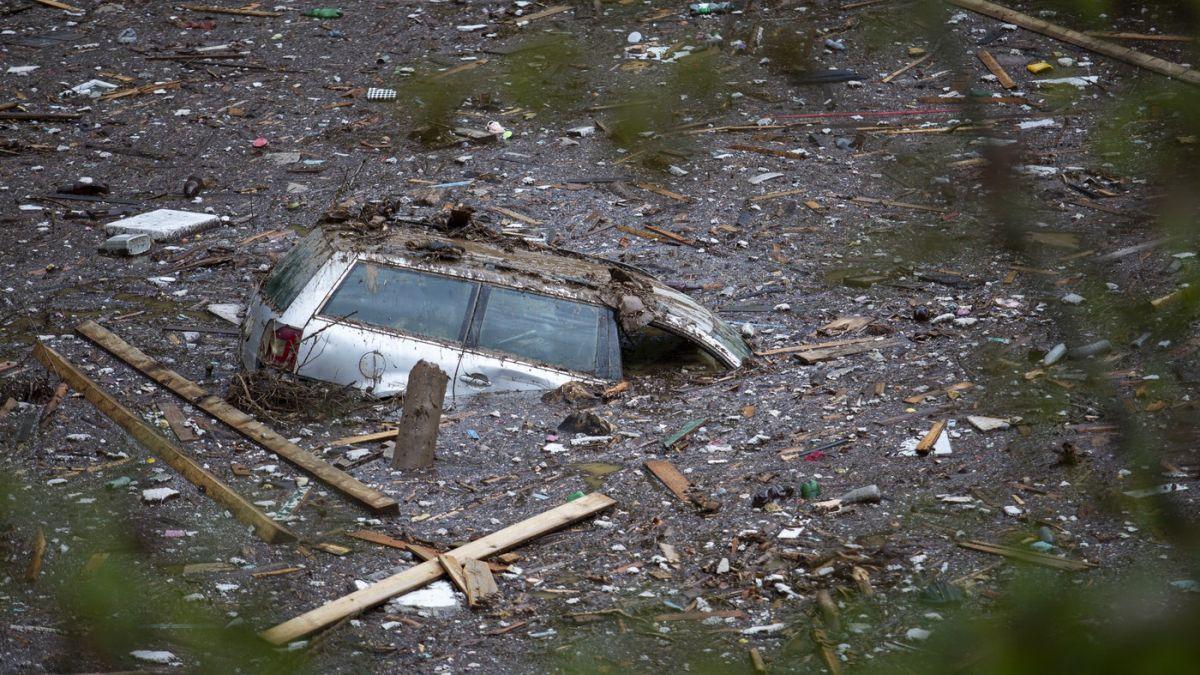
(453, 284, 621, 395)
(295, 261, 479, 398)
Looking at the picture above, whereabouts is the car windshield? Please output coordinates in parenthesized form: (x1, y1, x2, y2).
(474, 287, 603, 374)
(321, 263, 475, 343)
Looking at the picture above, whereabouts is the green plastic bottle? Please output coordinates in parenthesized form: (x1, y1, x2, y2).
(800, 479, 820, 500)
(304, 8, 343, 19)
(690, 2, 735, 15)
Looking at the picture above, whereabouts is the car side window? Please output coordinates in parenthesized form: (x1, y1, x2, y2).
(473, 287, 607, 375)
(321, 263, 476, 343)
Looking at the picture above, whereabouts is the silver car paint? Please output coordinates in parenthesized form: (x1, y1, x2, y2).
(242, 232, 745, 399)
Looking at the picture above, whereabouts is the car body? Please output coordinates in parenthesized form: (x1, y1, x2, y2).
(240, 227, 751, 399)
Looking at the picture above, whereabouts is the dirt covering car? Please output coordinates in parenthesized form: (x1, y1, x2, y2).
(241, 227, 751, 399)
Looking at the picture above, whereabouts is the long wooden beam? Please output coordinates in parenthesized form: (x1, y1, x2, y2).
(261, 493, 615, 644)
(948, 0, 1200, 86)
(75, 321, 398, 515)
(32, 342, 296, 544)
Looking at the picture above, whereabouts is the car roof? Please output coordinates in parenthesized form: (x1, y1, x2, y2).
(318, 227, 751, 367)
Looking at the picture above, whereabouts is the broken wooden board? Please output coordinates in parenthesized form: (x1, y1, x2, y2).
(644, 460, 692, 504)
(439, 554, 473, 604)
(510, 4, 570, 25)
(181, 4, 281, 17)
(757, 335, 889, 357)
(346, 529, 439, 560)
(329, 429, 398, 446)
(33, 0, 83, 11)
(977, 49, 1016, 88)
(798, 339, 902, 363)
(32, 342, 296, 544)
(915, 420, 948, 454)
(463, 558, 499, 606)
(261, 492, 615, 645)
(25, 528, 46, 582)
(958, 539, 1094, 571)
(75, 321, 397, 515)
(159, 403, 198, 442)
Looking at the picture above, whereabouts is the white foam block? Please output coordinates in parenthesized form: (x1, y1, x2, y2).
(105, 209, 219, 241)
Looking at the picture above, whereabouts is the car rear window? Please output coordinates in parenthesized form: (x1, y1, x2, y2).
(321, 263, 476, 343)
(473, 287, 604, 374)
(261, 229, 333, 312)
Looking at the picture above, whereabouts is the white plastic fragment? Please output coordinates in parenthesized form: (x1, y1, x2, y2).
(104, 209, 220, 242)
(142, 487, 180, 503)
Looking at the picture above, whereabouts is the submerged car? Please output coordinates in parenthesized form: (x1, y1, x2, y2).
(241, 227, 751, 399)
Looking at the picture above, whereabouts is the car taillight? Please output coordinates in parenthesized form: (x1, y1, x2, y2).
(259, 321, 302, 371)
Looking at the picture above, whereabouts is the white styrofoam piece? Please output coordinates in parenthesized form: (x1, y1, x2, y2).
(104, 209, 220, 242)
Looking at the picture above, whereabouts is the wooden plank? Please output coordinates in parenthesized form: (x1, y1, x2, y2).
(347, 530, 439, 561)
(439, 554, 472, 604)
(949, 0, 1200, 86)
(634, 182, 691, 202)
(463, 559, 499, 605)
(958, 539, 1094, 571)
(31, 342, 296, 545)
(181, 4, 281, 17)
(39, 382, 68, 426)
(750, 188, 807, 203)
(977, 49, 1016, 88)
(261, 492, 616, 644)
(25, 528, 46, 582)
(33, 0, 83, 11)
(851, 196, 947, 213)
(644, 460, 692, 504)
(882, 53, 931, 83)
(430, 59, 489, 80)
(616, 225, 680, 245)
(75, 321, 398, 515)
(486, 205, 541, 225)
(915, 419, 947, 454)
(329, 429, 398, 446)
(643, 225, 696, 246)
(757, 335, 887, 357)
(1085, 32, 1193, 42)
(794, 338, 903, 364)
(511, 4, 570, 25)
(160, 403, 199, 442)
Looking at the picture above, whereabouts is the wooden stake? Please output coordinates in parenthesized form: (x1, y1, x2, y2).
(977, 49, 1016, 89)
(39, 382, 68, 426)
(949, 0, 1200, 85)
(392, 360, 448, 470)
(882, 53, 930, 83)
(75, 321, 397, 514)
(32, 342, 296, 544)
(749, 647, 767, 673)
(25, 528, 46, 582)
(261, 493, 616, 644)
